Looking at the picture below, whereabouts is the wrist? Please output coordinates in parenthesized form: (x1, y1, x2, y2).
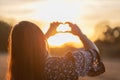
(77, 32, 86, 40)
(45, 31, 51, 39)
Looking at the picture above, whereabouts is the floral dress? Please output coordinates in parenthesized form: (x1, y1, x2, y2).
(44, 49, 102, 80)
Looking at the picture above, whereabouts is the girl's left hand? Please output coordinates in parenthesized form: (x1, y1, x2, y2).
(48, 22, 62, 36)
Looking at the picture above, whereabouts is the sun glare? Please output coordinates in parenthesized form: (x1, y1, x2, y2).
(28, 0, 83, 23)
(47, 33, 82, 48)
(1, 0, 93, 48)
(56, 24, 71, 32)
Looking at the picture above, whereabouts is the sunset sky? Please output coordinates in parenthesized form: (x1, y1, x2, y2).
(0, 0, 120, 47)
(0, 0, 120, 32)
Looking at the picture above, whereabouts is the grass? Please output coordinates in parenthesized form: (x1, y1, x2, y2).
(0, 54, 120, 80)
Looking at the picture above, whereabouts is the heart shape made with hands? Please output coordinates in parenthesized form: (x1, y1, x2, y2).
(48, 22, 81, 47)
(56, 23, 71, 33)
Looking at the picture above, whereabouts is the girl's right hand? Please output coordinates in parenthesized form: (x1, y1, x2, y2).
(65, 22, 83, 36)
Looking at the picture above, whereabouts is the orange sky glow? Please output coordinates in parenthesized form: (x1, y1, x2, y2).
(0, 0, 120, 47)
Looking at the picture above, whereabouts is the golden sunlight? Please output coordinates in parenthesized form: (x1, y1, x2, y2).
(47, 33, 82, 48)
(56, 24, 71, 32)
(29, 1, 83, 23)
(47, 23, 82, 47)
(0, 0, 95, 47)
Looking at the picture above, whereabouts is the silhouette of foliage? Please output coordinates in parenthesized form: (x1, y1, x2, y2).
(0, 21, 11, 52)
(95, 25, 120, 58)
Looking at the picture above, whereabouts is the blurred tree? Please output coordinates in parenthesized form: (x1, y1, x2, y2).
(95, 25, 120, 58)
(113, 27, 120, 43)
(94, 21, 111, 41)
(103, 25, 114, 43)
(0, 21, 11, 52)
(104, 25, 120, 43)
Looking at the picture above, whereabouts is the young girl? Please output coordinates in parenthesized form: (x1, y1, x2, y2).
(8, 21, 105, 80)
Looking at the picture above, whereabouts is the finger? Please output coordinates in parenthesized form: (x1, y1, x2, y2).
(50, 22, 61, 27)
(54, 21, 63, 24)
(57, 31, 71, 33)
(65, 21, 71, 24)
(65, 22, 75, 28)
(65, 31, 72, 33)
(65, 22, 71, 28)
(65, 22, 76, 25)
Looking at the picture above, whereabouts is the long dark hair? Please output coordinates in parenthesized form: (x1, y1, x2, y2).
(8, 21, 48, 80)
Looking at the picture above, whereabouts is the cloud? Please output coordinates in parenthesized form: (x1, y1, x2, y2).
(0, 0, 41, 5)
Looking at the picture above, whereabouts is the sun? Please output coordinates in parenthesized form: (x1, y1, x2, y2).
(47, 34, 82, 48)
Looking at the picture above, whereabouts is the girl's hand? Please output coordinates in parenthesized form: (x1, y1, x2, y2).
(48, 22, 62, 36)
(65, 22, 83, 36)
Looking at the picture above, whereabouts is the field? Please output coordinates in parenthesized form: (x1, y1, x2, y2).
(0, 53, 120, 80)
